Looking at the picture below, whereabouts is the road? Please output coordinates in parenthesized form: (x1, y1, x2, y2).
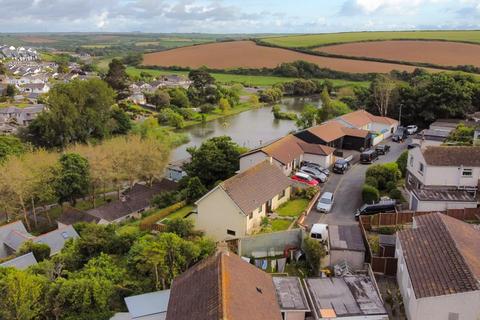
(304, 139, 408, 227)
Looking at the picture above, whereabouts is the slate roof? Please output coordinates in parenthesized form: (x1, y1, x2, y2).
(0, 221, 31, 258)
(0, 252, 37, 270)
(398, 212, 480, 298)
(34, 225, 79, 255)
(422, 146, 480, 167)
(57, 206, 100, 225)
(329, 225, 366, 252)
(219, 160, 292, 214)
(166, 250, 282, 320)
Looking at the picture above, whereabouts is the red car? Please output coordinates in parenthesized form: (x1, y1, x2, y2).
(291, 172, 319, 186)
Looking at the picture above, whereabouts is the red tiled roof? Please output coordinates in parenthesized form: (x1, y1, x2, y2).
(261, 135, 304, 165)
(166, 251, 282, 320)
(338, 110, 397, 127)
(307, 121, 347, 142)
(398, 213, 480, 298)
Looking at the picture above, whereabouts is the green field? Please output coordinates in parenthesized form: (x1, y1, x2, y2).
(262, 30, 480, 48)
(126, 67, 370, 88)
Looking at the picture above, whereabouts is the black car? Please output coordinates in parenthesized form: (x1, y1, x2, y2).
(332, 159, 350, 174)
(360, 149, 378, 164)
(407, 143, 420, 149)
(375, 144, 390, 155)
(355, 200, 397, 220)
(392, 127, 407, 142)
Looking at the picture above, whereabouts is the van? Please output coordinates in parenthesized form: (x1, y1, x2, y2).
(392, 127, 407, 142)
(310, 223, 328, 242)
(332, 159, 350, 174)
(360, 150, 378, 164)
(355, 200, 396, 220)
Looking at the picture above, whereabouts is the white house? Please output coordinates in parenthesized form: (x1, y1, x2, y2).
(406, 146, 480, 211)
(194, 159, 293, 241)
(396, 213, 480, 320)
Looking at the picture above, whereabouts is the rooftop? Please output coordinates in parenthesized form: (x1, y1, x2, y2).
(0, 252, 37, 270)
(125, 289, 170, 319)
(329, 225, 366, 252)
(421, 146, 480, 167)
(34, 225, 79, 255)
(260, 135, 304, 165)
(57, 206, 100, 225)
(338, 109, 397, 127)
(272, 277, 310, 312)
(412, 188, 477, 202)
(305, 275, 387, 318)
(398, 213, 480, 298)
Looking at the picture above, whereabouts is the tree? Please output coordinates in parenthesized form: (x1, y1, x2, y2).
(0, 268, 45, 320)
(165, 218, 201, 239)
(110, 107, 131, 135)
(157, 108, 185, 129)
(104, 59, 128, 92)
(188, 70, 219, 107)
(219, 97, 231, 113)
(296, 104, 318, 129)
(184, 177, 207, 204)
(184, 136, 241, 187)
(303, 238, 326, 276)
(149, 90, 171, 109)
(5, 84, 16, 98)
(446, 123, 475, 145)
(371, 75, 397, 116)
(18, 241, 51, 262)
(55, 153, 90, 207)
(168, 88, 190, 108)
(259, 88, 283, 103)
(0, 135, 26, 163)
(57, 61, 69, 74)
(362, 184, 380, 203)
(0, 62, 6, 75)
(396, 151, 408, 178)
(121, 53, 143, 66)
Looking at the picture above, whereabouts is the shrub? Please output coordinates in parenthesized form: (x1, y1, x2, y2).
(386, 181, 397, 192)
(389, 188, 403, 201)
(139, 201, 186, 231)
(377, 226, 396, 235)
(152, 191, 181, 208)
(184, 177, 208, 204)
(365, 176, 378, 189)
(174, 107, 196, 120)
(304, 187, 319, 200)
(362, 184, 380, 204)
(157, 108, 184, 129)
(199, 103, 215, 113)
(303, 237, 326, 276)
(272, 105, 297, 120)
(18, 241, 51, 262)
(366, 162, 401, 191)
(396, 150, 408, 178)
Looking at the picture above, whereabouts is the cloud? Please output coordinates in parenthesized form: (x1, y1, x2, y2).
(339, 0, 443, 16)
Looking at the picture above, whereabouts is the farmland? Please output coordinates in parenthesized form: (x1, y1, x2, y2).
(142, 40, 438, 74)
(316, 40, 480, 68)
(262, 30, 480, 48)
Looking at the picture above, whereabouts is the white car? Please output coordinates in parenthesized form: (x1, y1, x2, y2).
(316, 192, 334, 213)
(406, 125, 418, 135)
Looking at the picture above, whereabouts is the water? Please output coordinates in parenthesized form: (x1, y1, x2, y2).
(170, 95, 322, 161)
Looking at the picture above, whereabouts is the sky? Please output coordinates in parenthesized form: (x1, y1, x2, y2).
(0, 0, 479, 33)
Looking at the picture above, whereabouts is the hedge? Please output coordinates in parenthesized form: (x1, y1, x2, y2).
(139, 201, 187, 231)
(362, 184, 380, 204)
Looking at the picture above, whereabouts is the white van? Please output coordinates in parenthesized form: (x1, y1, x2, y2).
(310, 223, 328, 241)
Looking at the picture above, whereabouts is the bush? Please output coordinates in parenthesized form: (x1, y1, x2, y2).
(377, 227, 396, 235)
(199, 104, 215, 113)
(272, 105, 297, 120)
(362, 184, 380, 204)
(366, 163, 401, 191)
(139, 201, 186, 231)
(157, 108, 184, 129)
(259, 88, 283, 103)
(294, 186, 318, 200)
(396, 150, 408, 178)
(152, 191, 182, 208)
(184, 177, 208, 204)
(365, 176, 378, 189)
(18, 241, 51, 262)
(303, 237, 326, 276)
(386, 181, 397, 192)
(389, 188, 403, 201)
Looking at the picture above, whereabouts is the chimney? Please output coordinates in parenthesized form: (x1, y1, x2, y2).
(269, 156, 273, 165)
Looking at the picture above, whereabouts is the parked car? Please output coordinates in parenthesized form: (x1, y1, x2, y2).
(291, 172, 319, 186)
(375, 144, 390, 155)
(354, 200, 397, 220)
(408, 143, 421, 149)
(392, 127, 408, 142)
(406, 125, 418, 135)
(316, 192, 334, 213)
(310, 223, 328, 241)
(300, 166, 328, 183)
(302, 161, 330, 176)
(360, 149, 378, 164)
(332, 159, 350, 174)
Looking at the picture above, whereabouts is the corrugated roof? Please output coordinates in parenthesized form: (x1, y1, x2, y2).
(166, 251, 282, 320)
(422, 146, 480, 167)
(398, 213, 480, 298)
(220, 160, 292, 214)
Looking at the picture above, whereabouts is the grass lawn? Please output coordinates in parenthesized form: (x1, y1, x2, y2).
(262, 30, 480, 48)
(163, 205, 194, 221)
(276, 199, 309, 217)
(126, 67, 369, 88)
(271, 219, 292, 232)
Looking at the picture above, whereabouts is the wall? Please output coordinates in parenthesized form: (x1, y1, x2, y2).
(284, 311, 306, 320)
(410, 194, 477, 212)
(238, 229, 305, 258)
(271, 187, 292, 211)
(302, 153, 332, 168)
(247, 203, 266, 234)
(195, 187, 247, 241)
(411, 137, 443, 147)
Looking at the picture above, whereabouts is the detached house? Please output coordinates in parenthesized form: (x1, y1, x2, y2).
(396, 213, 480, 320)
(334, 109, 398, 142)
(195, 159, 293, 241)
(406, 146, 480, 211)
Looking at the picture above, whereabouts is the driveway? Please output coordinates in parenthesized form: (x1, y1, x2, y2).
(304, 139, 408, 227)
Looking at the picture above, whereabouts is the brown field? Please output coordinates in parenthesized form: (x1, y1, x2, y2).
(143, 40, 438, 74)
(317, 40, 480, 68)
(19, 36, 57, 43)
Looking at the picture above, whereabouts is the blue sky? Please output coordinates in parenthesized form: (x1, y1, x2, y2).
(0, 0, 479, 33)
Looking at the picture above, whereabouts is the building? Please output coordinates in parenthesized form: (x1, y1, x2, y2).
(304, 275, 388, 319)
(412, 129, 450, 147)
(396, 213, 480, 320)
(87, 180, 178, 224)
(334, 109, 398, 141)
(0, 104, 45, 127)
(328, 225, 366, 270)
(406, 146, 480, 211)
(0, 221, 30, 258)
(272, 276, 311, 320)
(111, 290, 170, 320)
(194, 159, 293, 241)
(0, 252, 37, 270)
(166, 249, 282, 320)
(56, 206, 100, 228)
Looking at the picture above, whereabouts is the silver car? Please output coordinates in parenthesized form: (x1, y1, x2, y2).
(300, 166, 328, 183)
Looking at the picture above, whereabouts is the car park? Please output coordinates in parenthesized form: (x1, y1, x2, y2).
(332, 159, 350, 174)
(300, 166, 328, 183)
(316, 192, 334, 213)
(302, 161, 330, 176)
(406, 125, 418, 135)
(392, 127, 408, 142)
(360, 149, 378, 164)
(375, 144, 390, 155)
(291, 172, 319, 186)
(354, 200, 397, 220)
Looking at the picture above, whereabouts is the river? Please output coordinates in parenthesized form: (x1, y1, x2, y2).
(170, 95, 322, 161)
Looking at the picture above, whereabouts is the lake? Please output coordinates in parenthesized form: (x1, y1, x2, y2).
(170, 95, 322, 161)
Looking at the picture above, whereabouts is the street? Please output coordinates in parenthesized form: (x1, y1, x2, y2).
(304, 139, 408, 227)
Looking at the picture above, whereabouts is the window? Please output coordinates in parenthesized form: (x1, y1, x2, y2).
(418, 163, 424, 175)
(61, 232, 69, 239)
(409, 156, 414, 167)
(227, 229, 236, 236)
(462, 168, 473, 177)
(448, 313, 459, 320)
(280, 189, 286, 199)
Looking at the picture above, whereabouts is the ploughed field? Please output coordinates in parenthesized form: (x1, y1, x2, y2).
(142, 40, 437, 73)
(316, 40, 480, 68)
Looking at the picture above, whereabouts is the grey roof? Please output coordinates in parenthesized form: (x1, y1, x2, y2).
(0, 221, 30, 258)
(413, 188, 476, 202)
(329, 225, 366, 252)
(57, 206, 100, 225)
(0, 252, 37, 270)
(4, 230, 31, 251)
(34, 225, 79, 255)
(414, 129, 450, 142)
(125, 289, 170, 319)
(272, 277, 310, 312)
(379, 234, 396, 246)
(305, 276, 387, 318)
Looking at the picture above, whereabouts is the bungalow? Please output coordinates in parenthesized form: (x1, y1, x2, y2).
(20, 83, 50, 94)
(406, 146, 480, 211)
(57, 206, 100, 228)
(0, 252, 37, 270)
(396, 213, 480, 320)
(334, 109, 398, 141)
(194, 159, 293, 241)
